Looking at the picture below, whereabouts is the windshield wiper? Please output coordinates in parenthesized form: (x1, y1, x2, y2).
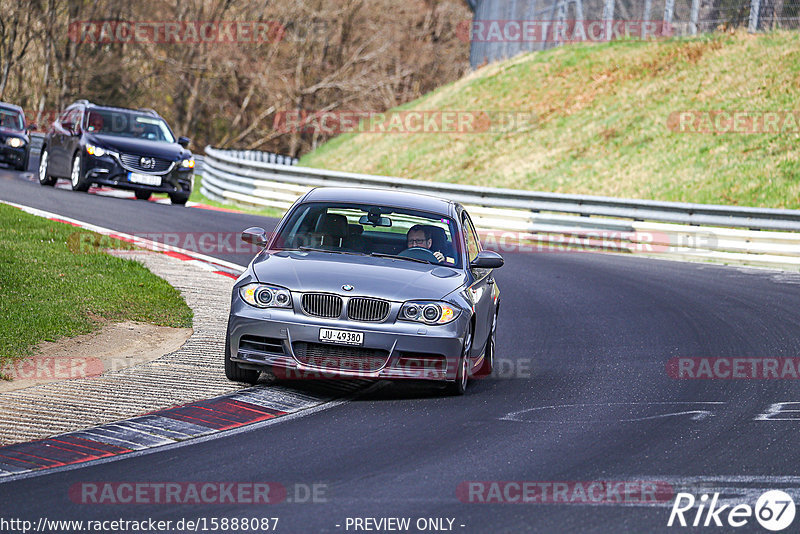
(369, 252, 430, 264)
(298, 246, 366, 256)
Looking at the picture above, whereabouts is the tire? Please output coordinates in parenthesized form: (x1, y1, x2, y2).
(38, 148, 56, 186)
(69, 152, 90, 192)
(224, 327, 260, 384)
(475, 309, 497, 378)
(445, 322, 472, 396)
(169, 192, 189, 206)
(134, 190, 152, 201)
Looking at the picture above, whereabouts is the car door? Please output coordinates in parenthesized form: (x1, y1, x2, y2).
(462, 211, 494, 363)
(63, 106, 84, 167)
(48, 108, 69, 175)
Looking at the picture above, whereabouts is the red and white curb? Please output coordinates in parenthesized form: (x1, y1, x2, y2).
(0, 383, 371, 481)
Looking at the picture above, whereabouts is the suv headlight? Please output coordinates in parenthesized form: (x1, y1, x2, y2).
(5, 137, 24, 148)
(180, 158, 195, 168)
(239, 283, 292, 309)
(399, 301, 461, 325)
(86, 145, 117, 158)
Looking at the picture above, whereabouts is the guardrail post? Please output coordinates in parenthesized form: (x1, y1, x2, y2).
(689, 0, 700, 34)
(663, 0, 675, 35)
(573, 0, 584, 21)
(749, 0, 761, 32)
(602, 0, 615, 40)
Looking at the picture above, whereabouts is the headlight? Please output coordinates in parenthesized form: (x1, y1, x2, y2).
(180, 159, 195, 168)
(239, 283, 292, 309)
(5, 137, 24, 148)
(86, 144, 106, 157)
(399, 301, 460, 325)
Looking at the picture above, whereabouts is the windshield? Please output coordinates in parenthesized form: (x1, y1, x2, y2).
(273, 202, 461, 268)
(85, 109, 175, 143)
(0, 108, 24, 131)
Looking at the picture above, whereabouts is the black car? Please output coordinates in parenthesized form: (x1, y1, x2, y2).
(0, 102, 34, 171)
(38, 100, 194, 204)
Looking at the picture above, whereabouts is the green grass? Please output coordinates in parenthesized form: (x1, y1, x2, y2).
(300, 30, 800, 209)
(0, 204, 193, 371)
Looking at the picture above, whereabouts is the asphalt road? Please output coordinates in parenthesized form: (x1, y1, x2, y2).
(3, 163, 800, 533)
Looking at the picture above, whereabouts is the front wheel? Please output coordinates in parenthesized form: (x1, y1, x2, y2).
(445, 323, 472, 396)
(475, 310, 497, 377)
(38, 148, 56, 186)
(69, 153, 90, 192)
(134, 190, 152, 201)
(169, 192, 189, 206)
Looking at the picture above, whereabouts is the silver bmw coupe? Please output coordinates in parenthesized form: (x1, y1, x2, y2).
(225, 187, 503, 395)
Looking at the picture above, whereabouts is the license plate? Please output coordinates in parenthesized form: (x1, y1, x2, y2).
(319, 328, 364, 346)
(128, 172, 161, 186)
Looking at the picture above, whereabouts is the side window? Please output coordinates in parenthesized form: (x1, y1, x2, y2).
(58, 108, 72, 125)
(462, 214, 481, 263)
(69, 108, 83, 130)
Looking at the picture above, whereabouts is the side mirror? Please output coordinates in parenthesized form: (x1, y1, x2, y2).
(241, 227, 268, 247)
(470, 250, 504, 269)
(26, 123, 37, 132)
(178, 136, 191, 148)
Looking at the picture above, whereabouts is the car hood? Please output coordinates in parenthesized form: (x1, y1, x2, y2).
(87, 133, 189, 160)
(0, 127, 27, 140)
(252, 250, 467, 302)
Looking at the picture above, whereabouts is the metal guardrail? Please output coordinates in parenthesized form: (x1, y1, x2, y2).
(201, 146, 800, 270)
(203, 146, 800, 232)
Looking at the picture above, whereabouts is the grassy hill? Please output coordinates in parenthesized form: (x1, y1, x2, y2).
(300, 31, 800, 208)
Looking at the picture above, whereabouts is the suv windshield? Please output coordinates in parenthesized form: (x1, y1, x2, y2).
(84, 109, 175, 143)
(0, 108, 23, 131)
(273, 202, 461, 268)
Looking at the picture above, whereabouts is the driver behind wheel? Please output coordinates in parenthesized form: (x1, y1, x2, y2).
(406, 225, 445, 262)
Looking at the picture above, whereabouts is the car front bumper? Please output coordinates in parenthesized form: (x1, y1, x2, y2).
(227, 301, 468, 382)
(83, 153, 193, 195)
(0, 145, 26, 167)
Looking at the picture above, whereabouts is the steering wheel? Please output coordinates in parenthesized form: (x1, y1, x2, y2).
(398, 247, 439, 262)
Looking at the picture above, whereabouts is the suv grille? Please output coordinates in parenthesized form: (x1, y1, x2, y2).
(118, 153, 174, 174)
(301, 293, 342, 318)
(293, 342, 388, 372)
(347, 297, 390, 322)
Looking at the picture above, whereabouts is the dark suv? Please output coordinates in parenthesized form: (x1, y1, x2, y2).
(0, 102, 33, 171)
(38, 100, 194, 204)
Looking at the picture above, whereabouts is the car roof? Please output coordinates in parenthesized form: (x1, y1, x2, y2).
(0, 102, 24, 114)
(302, 187, 458, 216)
(77, 101, 161, 118)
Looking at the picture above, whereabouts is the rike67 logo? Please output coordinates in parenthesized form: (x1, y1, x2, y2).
(668, 490, 796, 531)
